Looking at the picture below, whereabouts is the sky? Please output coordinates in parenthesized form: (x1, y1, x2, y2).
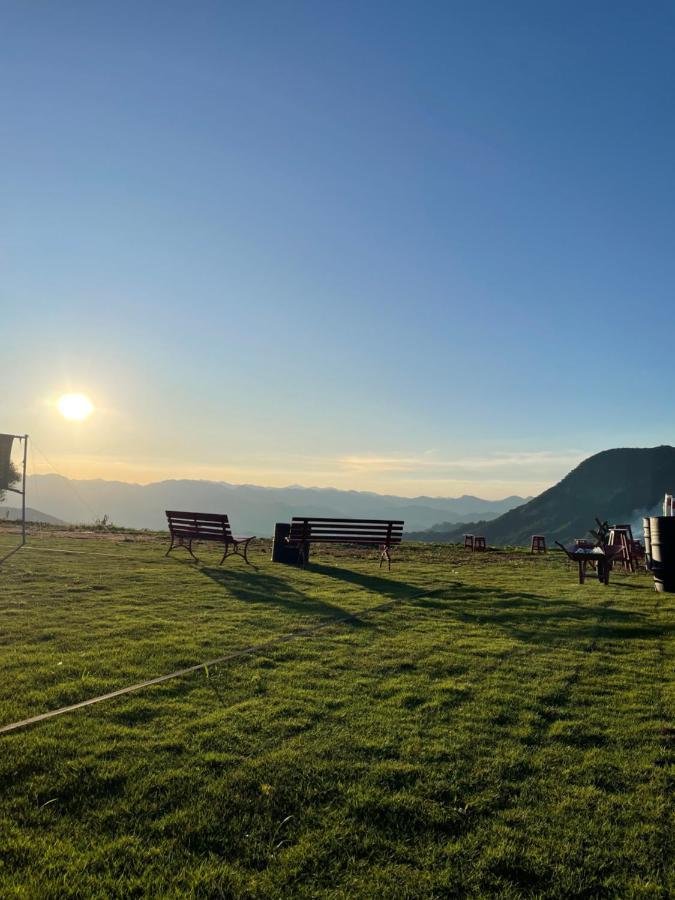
(3, 1, 675, 499)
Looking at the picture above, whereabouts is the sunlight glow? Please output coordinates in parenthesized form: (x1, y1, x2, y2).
(57, 393, 94, 421)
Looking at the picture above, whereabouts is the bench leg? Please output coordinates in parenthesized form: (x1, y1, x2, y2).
(241, 539, 253, 565)
(235, 539, 254, 565)
(220, 539, 254, 566)
(168, 536, 198, 561)
(379, 545, 392, 571)
(185, 539, 198, 561)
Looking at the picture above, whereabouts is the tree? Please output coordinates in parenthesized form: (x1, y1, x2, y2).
(0, 461, 20, 504)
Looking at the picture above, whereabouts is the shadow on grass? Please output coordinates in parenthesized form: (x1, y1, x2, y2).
(198, 565, 370, 625)
(411, 583, 669, 644)
(179, 557, 665, 644)
(306, 563, 423, 600)
(0, 543, 25, 565)
(609, 581, 649, 589)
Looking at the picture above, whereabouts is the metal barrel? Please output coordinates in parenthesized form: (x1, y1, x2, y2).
(648, 516, 675, 592)
(643, 517, 652, 570)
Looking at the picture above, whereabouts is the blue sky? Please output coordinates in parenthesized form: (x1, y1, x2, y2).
(3, 1, 675, 497)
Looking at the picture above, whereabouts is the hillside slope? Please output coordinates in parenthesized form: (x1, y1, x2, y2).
(0, 506, 65, 525)
(407, 446, 675, 546)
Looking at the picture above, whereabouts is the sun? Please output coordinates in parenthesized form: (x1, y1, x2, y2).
(57, 393, 94, 421)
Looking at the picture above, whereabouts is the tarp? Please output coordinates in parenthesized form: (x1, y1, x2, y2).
(0, 434, 15, 490)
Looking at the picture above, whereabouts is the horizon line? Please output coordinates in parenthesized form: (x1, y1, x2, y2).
(18, 471, 533, 503)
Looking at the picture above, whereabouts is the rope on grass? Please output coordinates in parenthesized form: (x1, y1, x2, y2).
(0, 587, 441, 736)
(0, 542, 156, 560)
(23, 544, 151, 559)
(6, 545, 171, 560)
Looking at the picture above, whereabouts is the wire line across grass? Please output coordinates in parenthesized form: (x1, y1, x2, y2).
(0, 587, 442, 736)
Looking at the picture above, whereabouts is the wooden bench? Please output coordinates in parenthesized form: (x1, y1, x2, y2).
(287, 517, 404, 569)
(165, 511, 255, 565)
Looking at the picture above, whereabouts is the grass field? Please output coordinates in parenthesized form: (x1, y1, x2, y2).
(0, 528, 673, 898)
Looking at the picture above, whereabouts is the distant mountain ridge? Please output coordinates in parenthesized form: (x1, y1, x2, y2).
(407, 446, 675, 546)
(4, 475, 527, 536)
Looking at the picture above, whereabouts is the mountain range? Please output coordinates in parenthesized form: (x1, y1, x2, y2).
(0, 474, 527, 535)
(7, 446, 674, 544)
(407, 446, 674, 546)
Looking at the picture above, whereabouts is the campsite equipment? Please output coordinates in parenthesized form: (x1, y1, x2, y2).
(556, 542, 623, 585)
(464, 534, 486, 551)
(607, 525, 635, 572)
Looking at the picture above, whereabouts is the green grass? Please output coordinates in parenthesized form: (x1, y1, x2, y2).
(0, 529, 673, 898)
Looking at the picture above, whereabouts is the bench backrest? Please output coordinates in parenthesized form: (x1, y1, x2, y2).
(166, 510, 233, 542)
(288, 517, 404, 546)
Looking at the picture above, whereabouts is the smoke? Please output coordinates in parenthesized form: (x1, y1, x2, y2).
(628, 502, 662, 541)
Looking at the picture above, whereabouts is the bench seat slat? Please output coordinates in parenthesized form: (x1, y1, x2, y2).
(289, 536, 401, 540)
(290, 537, 402, 545)
(290, 517, 404, 525)
(288, 530, 402, 539)
(288, 523, 402, 528)
(290, 531, 402, 543)
(166, 510, 231, 521)
(288, 517, 404, 546)
(310, 532, 398, 535)
(291, 522, 404, 529)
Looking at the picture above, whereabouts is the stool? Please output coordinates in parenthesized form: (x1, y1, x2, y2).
(531, 535, 546, 554)
(473, 536, 486, 551)
(464, 534, 474, 551)
(608, 527, 634, 572)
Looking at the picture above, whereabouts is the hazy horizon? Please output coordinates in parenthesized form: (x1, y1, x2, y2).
(17, 468, 534, 502)
(16, 448, 585, 499)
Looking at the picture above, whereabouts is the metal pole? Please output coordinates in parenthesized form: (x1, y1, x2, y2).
(21, 434, 28, 546)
